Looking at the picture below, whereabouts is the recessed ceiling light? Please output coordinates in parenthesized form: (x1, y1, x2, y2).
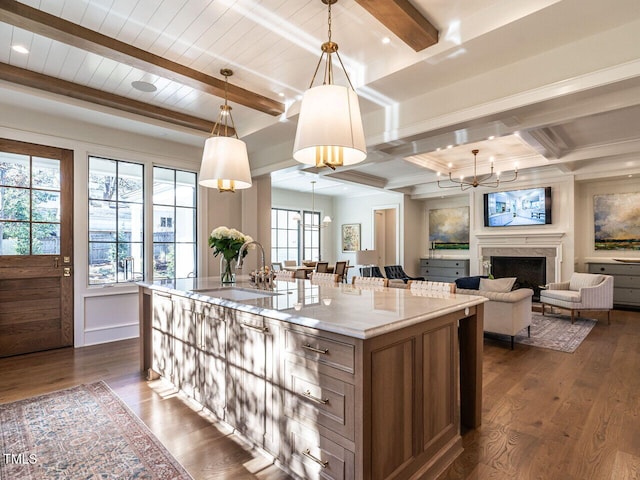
(488, 135, 495, 140)
(131, 80, 157, 92)
(381, 37, 391, 45)
(447, 145, 453, 149)
(11, 45, 29, 54)
(278, 92, 285, 97)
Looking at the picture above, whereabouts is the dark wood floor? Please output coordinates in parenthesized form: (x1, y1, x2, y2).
(1, 309, 639, 479)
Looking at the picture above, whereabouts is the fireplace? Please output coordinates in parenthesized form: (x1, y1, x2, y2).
(491, 256, 546, 301)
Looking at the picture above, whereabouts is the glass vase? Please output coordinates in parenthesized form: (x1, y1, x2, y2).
(220, 256, 237, 284)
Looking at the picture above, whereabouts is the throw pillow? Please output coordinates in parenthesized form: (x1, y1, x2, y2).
(455, 276, 487, 290)
(479, 277, 517, 293)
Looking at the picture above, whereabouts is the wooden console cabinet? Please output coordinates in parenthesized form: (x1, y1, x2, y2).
(139, 286, 483, 480)
(420, 258, 470, 283)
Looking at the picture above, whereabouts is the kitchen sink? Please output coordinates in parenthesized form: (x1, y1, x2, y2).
(191, 286, 281, 301)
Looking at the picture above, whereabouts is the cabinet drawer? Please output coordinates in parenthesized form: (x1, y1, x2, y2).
(286, 421, 355, 480)
(423, 266, 466, 277)
(588, 263, 639, 276)
(420, 259, 469, 268)
(614, 288, 640, 305)
(284, 361, 354, 441)
(610, 275, 640, 288)
(285, 329, 355, 375)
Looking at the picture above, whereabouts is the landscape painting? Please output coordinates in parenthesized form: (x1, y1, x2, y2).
(429, 207, 469, 250)
(594, 192, 640, 250)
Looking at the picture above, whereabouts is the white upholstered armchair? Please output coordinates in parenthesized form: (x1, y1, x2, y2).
(540, 273, 614, 324)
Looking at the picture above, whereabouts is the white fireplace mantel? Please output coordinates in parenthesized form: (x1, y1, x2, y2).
(476, 231, 566, 283)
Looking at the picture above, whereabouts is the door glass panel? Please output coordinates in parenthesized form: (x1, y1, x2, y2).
(32, 223, 60, 254)
(0, 187, 29, 220)
(32, 157, 60, 189)
(89, 200, 116, 241)
(0, 221, 29, 255)
(0, 152, 30, 187)
(32, 190, 60, 222)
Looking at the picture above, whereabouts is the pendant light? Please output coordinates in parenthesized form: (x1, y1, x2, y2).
(199, 69, 252, 192)
(293, 0, 367, 170)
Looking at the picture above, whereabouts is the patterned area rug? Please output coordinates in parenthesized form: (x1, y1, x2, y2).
(515, 312, 597, 352)
(0, 382, 192, 480)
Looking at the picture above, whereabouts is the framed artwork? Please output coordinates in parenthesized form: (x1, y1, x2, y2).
(341, 223, 361, 252)
(594, 192, 640, 250)
(429, 206, 470, 250)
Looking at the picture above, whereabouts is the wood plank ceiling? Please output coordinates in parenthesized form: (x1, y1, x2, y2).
(0, 0, 437, 134)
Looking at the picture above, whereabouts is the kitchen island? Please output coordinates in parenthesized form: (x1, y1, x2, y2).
(139, 277, 486, 480)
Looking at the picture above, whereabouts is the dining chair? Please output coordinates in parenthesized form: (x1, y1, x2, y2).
(334, 261, 348, 283)
(271, 262, 282, 271)
(315, 262, 329, 273)
(352, 276, 388, 288)
(283, 260, 297, 267)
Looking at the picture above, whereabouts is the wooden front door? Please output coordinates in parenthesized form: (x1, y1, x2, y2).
(0, 138, 74, 357)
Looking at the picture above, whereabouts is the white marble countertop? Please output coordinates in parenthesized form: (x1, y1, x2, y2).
(139, 276, 487, 339)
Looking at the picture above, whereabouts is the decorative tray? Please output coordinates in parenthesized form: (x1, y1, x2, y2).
(613, 258, 640, 263)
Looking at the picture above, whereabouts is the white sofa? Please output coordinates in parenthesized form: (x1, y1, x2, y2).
(457, 287, 534, 349)
(540, 272, 614, 324)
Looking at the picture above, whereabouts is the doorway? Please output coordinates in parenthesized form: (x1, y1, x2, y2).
(373, 207, 398, 268)
(0, 138, 74, 357)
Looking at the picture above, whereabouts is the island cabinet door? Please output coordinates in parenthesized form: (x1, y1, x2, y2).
(363, 314, 460, 480)
(151, 292, 174, 380)
(200, 305, 227, 420)
(226, 311, 281, 456)
(172, 297, 202, 401)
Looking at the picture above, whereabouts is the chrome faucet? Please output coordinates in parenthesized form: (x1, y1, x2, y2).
(237, 240, 266, 273)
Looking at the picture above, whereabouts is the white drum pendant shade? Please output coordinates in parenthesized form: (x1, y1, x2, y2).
(199, 136, 252, 190)
(293, 84, 366, 167)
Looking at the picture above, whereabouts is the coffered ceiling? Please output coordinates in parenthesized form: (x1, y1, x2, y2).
(1, 0, 639, 198)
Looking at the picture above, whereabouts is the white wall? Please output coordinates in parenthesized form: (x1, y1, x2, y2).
(332, 190, 404, 272)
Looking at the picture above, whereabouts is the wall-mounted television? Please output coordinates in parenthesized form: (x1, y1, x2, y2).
(484, 187, 552, 227)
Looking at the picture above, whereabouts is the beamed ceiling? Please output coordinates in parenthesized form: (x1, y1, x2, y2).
(1, 0, 639, 198)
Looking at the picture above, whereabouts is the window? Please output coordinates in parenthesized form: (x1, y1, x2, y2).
(271, 208, 321, 264)
(88, 157, 143, 285)
(302, 210, 320, 262)
(271, 208, 299, 263)
(1, 152, 62, 255)
(153, 167, 197, 280)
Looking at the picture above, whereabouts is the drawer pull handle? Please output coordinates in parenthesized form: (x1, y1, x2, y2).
(302, 449, 328, 468)
(302, 343, 329, 354)
(241, 322, 269, 333)
(302, 389, 329, 405)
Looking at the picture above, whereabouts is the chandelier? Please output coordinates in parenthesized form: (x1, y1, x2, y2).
(437, 149, 518, 190)
(291, 181, 332, 227)
(199, 69, 252, 193)
(292, 0, 366, 170)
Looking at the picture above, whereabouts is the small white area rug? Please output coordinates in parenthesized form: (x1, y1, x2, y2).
(515, 312, 597, 352)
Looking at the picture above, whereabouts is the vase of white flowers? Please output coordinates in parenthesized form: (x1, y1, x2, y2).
(208, 226, 253, 283)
